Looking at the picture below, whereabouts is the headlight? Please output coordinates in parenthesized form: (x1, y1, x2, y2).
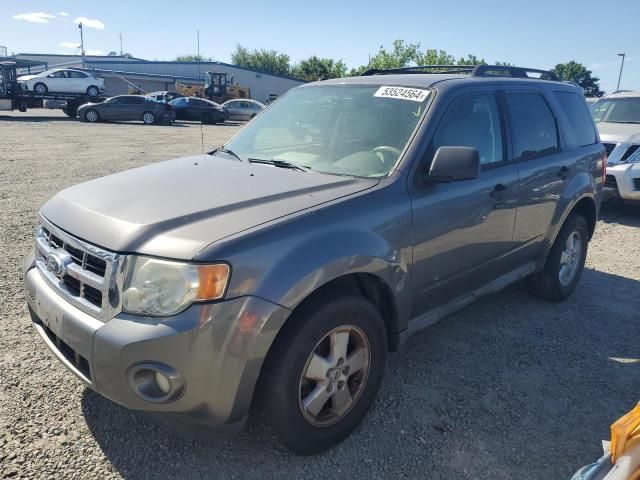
(122, 256, 230, 317)
(624, 146, 640, 163)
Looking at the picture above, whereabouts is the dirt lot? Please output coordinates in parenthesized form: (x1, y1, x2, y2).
(1, 110, 639, 479)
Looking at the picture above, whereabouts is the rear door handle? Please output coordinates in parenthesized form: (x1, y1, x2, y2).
(558, 166, 570, 179)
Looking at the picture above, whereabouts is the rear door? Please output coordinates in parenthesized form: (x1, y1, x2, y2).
(67, 71, 88, 93)
(505, 88, 577, 257)
(410, 88, 519, 318)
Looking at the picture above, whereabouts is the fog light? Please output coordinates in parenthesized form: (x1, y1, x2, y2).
(155, 371, 171, 394)
(126, 362, 185, 403)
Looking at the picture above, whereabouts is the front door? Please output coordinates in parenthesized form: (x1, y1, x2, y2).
(410, 90, 518, 318)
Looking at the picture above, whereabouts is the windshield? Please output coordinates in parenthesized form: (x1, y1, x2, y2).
(591, 98, 640, 124)
(223, 84, 430, 177)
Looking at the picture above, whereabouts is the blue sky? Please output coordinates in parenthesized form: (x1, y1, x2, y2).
(2, 0, 639, 93)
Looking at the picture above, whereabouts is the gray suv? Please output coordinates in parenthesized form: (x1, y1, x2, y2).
(24, 65, 605, 455)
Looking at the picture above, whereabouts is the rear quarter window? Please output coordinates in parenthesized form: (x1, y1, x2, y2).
(554, 91, 597, 147)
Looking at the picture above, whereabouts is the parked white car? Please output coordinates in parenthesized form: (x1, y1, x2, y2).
(592, 91, 640, 204)
(18, 68, 105, 97)
(221, 99, 265, 120)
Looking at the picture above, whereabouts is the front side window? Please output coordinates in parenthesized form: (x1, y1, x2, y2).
(554, 91, 597, 147)
(591, 98, 640, 124)
(508, 92, 559, 160)
(223, 84, 430, 177)
(430, 93, 503, 166)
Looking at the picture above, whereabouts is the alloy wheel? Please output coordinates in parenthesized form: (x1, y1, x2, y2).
(85, 110, 98, 122)
(143, 113, 155, 124)
(559, 231, 582, 286)
(298, 325, 370, 427)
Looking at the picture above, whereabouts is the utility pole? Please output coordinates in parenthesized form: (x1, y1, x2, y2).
(78, 22, 85, 68)
(616, 53, 626, 92)
(119, 33, 123, 56)
(197, 30, 200, 61)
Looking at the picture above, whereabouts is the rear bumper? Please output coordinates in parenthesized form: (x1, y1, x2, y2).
(24, 262, 290, 436)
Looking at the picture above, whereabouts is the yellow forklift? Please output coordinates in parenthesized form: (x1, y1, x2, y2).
(175, 72, 250, 103)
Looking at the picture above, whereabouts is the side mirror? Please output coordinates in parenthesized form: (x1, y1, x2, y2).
(425, 146, 480, 183)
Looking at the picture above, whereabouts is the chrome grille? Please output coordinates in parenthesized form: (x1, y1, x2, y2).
(34, 214, 124, 322)
(603, 143, 617, 157)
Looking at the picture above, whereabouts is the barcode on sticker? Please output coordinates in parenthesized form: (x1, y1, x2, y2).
(374, 86, 429, 102)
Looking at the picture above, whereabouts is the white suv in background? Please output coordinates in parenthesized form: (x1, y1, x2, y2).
(592, 91, 640, 204)
(17, 68, 105, 97)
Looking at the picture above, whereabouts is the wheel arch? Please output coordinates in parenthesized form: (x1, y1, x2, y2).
(280, 272, 402, 353)
(549, 195, 597, 249)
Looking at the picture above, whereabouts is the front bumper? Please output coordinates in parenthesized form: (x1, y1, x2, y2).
(606, 163, 640, 201)
(24, 262, 290, 436)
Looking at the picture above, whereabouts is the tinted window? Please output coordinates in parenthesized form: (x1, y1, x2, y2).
(508, 93, 559, 159)
(554, 92, 597, 146)
(191, 99, 209, 107)
(431, 93, 503, 165)
(68, 71, 87, 78)
(120, 96, 145, 105)
(170, 97, 187, 107)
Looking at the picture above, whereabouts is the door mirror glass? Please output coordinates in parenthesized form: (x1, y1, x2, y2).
(426, 146, 480, 183)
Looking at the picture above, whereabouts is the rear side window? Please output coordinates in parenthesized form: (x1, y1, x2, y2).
(508, 93, 559, 159)
(554, 92, 597, 146)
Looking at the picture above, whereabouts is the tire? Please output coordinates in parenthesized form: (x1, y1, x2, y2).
(142, 111, 156, 125)
(84, 109, 99, 123)
(18, 103, 28, 113)
(527, 213, 589, 302)
(257, 294, 387, 455)
(33, 82, 48, 95)
(86, 85, 99, 97)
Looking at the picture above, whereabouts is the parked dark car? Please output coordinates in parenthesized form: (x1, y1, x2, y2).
(77, 95, 174, 125)
(169, 96, 227, 124)
(25, 65, 604, 456)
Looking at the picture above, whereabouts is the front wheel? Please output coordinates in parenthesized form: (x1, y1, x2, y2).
(527, 213, 589, 302)
(257, 295, 387, 455)
(84, 109, 99, 123)
(142, 111, 156, 125)
(33, 82, 48, 95)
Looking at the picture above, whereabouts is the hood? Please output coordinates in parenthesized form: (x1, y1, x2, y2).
(597, 122, 640, 144)
(17, 74, 38, 81)
(41, 154, 378, 259)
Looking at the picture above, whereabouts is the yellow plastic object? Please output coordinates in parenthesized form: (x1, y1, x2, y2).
(611, 403, 640, 464)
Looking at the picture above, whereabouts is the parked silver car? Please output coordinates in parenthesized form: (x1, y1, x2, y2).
(221, 99, 265, 120)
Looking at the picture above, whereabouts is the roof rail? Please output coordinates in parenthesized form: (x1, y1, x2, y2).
(362, 65, 475, 76)
(471, 65, 560, 81)
(361, 64, 560, 82)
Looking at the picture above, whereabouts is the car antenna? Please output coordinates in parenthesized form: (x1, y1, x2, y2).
(196, 30, 205, 155)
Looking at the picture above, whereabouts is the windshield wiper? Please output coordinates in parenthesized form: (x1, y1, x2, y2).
(209, 146, 246, 163)
(248, 158, 310, 172)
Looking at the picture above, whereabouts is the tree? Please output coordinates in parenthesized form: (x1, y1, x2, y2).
(551, 61, 604, 96)
(291, 56, 347, 81)
(348, 40, 503, 75)
(174, 54, 212, 62)
(231, 45, 291, 77)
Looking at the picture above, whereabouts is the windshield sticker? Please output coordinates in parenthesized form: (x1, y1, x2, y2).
(373, 86, 429, 102)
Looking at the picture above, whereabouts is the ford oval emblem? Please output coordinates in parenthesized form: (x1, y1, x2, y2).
(45, 253, 65, 276)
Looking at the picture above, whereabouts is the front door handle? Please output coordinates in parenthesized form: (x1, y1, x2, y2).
(558, 165, 570, 179)
(489, 183, 507, 199)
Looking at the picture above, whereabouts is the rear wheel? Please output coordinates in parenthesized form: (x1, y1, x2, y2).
(257, 295, 387, 455)
(142, 111, 156, 125)
(33, 82, 47, 95)
(84, 109, 99, 123)
(86, 85, 99, 97)
(527, 213, 589, 302)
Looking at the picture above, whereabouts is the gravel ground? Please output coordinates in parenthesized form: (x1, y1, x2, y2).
(1, 110, 639, 479)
